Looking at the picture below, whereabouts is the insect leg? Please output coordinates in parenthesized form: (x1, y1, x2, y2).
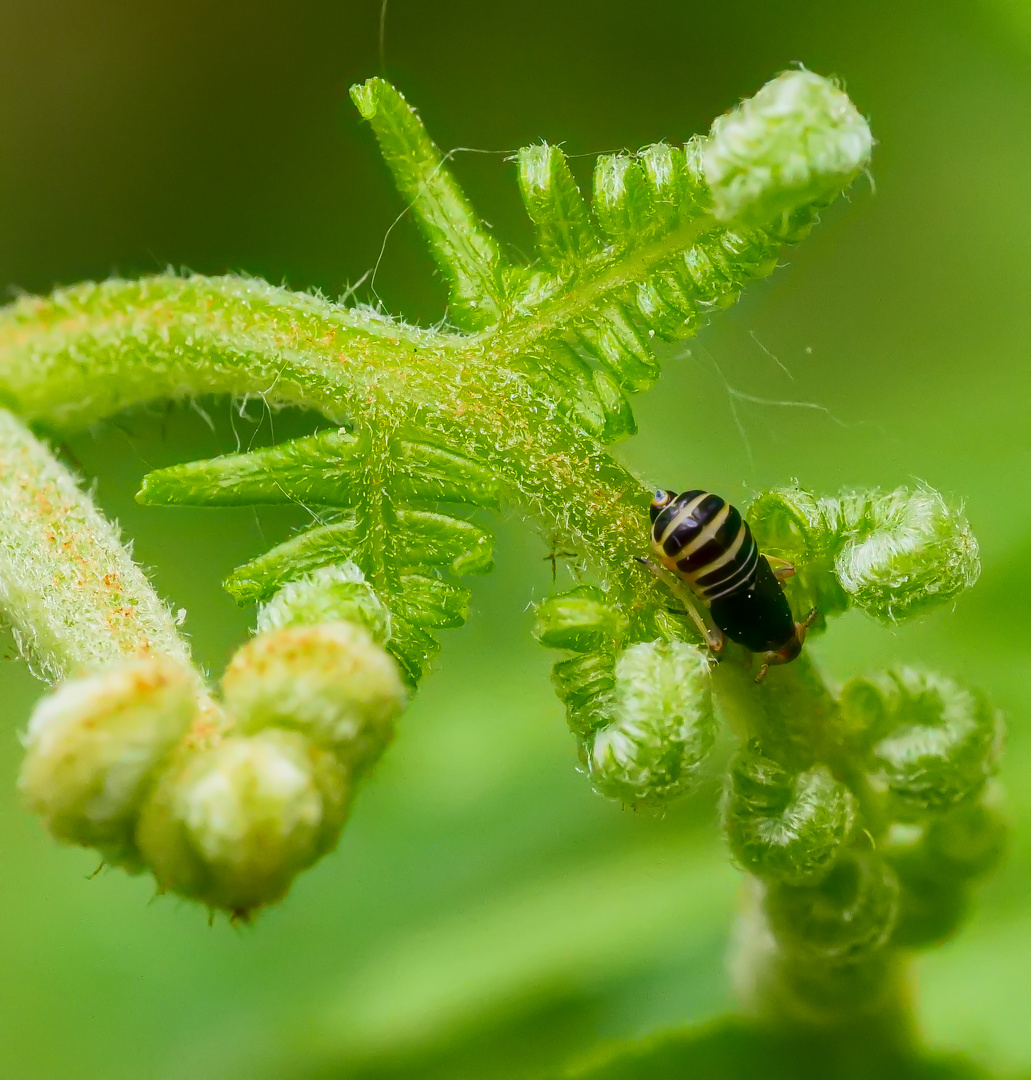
(765, 554, 797, 583)
(635, 557, 725, 654)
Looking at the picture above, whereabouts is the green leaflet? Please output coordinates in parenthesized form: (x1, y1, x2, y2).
(516, 144, 600, 273)
(345, 70, 872, 452)
(138, 428, 498, 510)
(141, 426, 496, 689)
(593, 153, 653, 242)
(226, 522, 365, 604)
(138, 428, 370, 507)
(350, 78, 509, 330)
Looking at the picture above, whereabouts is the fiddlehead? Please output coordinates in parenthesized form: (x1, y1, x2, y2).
(3, 62, 1003, 1003)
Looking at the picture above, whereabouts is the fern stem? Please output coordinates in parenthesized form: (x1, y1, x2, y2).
(480, 213, 718, 357)
(0, 408, 195, 681)
(0, 275, 659, 612)
(0, 275, 459, 429)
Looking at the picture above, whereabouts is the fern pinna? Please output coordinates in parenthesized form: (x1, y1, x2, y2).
(0, 68, 1003, 1038)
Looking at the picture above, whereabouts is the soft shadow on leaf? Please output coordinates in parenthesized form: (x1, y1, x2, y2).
(562, 1019, 1005, 1080)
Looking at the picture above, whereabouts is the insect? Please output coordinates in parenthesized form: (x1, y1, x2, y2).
(640, 489, 817, 682)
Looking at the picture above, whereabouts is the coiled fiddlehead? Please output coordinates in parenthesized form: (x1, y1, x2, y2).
(0, 60, 1005, 1027)
(534, 585, 716, 806)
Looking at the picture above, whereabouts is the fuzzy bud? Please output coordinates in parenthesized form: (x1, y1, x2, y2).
(749, 486, 981, 625)
(724, 742, 856, 885)
(833, 489, 980, 621)
(854, 668, 1001, 816)
(19, 658, 198, 861)
(589, 640, 715, 806)
(222, 623, 406, 775)
(136, 728, 350, 913)
(765, 850, 900, 962)
(255, 563, 391, 642)
(703, 70, 872, 227)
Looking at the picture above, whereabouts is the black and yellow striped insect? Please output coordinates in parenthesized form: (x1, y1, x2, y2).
(641, 489, 817, 682)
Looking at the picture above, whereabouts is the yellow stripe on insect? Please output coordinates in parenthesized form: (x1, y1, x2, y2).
(685, 520, 747, 585)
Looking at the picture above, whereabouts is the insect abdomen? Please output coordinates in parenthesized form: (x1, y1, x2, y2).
(650, 489, 794, 651)
(651, 491, 757, 599)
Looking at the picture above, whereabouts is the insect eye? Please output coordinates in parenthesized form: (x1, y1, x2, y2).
(649, 489, 673, 522)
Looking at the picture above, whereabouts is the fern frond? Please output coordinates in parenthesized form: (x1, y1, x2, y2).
(351, 78, 510, 330)
(0, 69, 895, 917)
(140, 425, 496, 686)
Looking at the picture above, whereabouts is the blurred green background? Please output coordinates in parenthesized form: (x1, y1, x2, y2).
(1, 1, 1030, 1077)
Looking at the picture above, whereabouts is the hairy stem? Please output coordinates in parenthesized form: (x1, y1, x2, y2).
(0, 275, 659, 606)
(0, 408, 195, 681)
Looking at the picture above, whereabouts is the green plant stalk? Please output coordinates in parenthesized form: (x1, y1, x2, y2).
(0, 406, 197, 682)
(0, 276, 659, 603)
(715, 659, 907, 1034)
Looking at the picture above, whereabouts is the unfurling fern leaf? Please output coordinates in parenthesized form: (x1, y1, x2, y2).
(1, 69, 913, 926)
(139, 426, 497, 686)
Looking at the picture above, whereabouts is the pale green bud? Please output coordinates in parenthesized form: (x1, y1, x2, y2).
(833, 489, 980, 621)
(256, 563, 391, 643)
(589, 640, 715, 806)
(724, 742, 856, 885)
(222, 623, 406, 774)
(703, 70, 872, 227)
(137, 728, 350, 913)
(19, 658, 198, 862)
(765, 850, 900, 962)
(749, 486, 981, 624)
(862, 668, 1001, 816)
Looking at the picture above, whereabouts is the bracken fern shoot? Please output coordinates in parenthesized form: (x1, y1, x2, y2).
(0, 69, 1003, 1054)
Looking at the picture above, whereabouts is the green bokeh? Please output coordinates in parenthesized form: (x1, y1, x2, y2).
(1, 1, 1029, 1077)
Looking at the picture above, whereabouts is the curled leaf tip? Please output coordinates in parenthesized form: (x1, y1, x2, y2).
(854, 668, 1001, 816)
(834, 488, 980, 621)
(19, 657, 199, 862)
(704, 69, 872, 227)
(589, 639, 715, 806)
(724, 742, 856, 885)
(749, 485, 981, 624)
(765, 849, 900, 962)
